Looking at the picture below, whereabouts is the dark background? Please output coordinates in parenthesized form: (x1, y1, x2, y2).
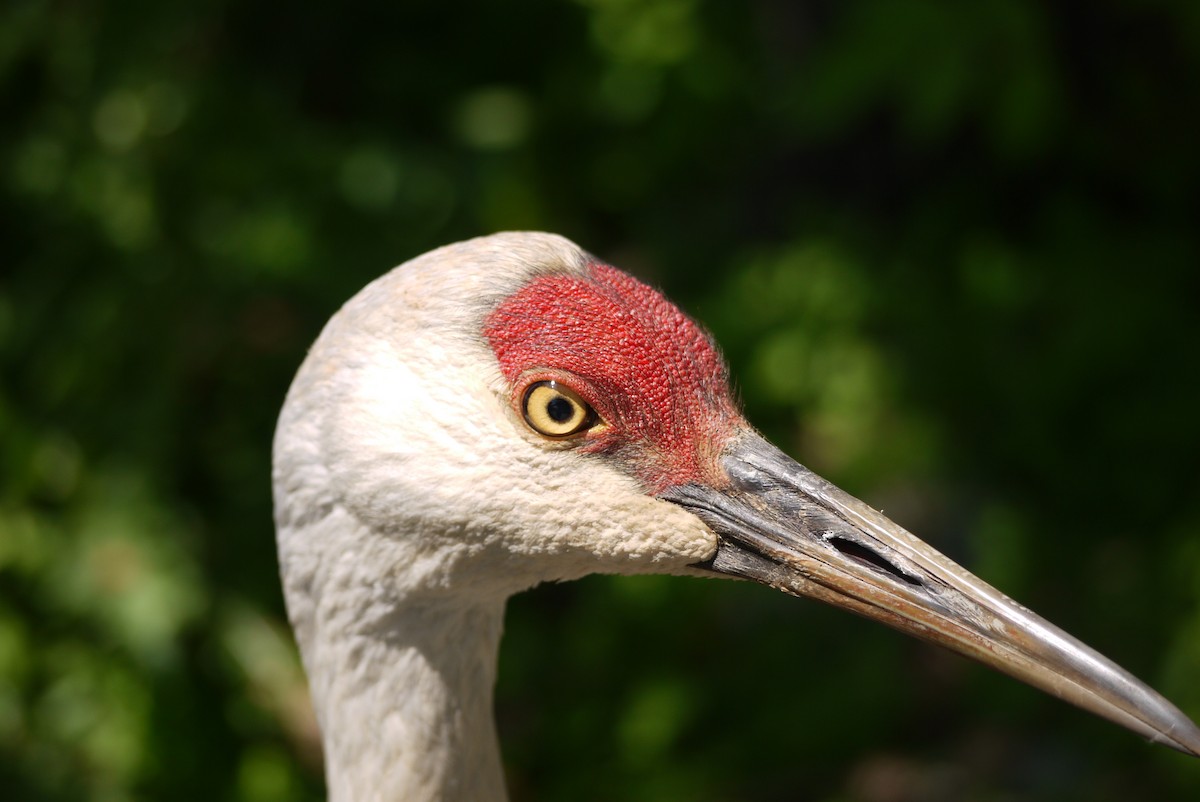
(4, 1, 1200, 800)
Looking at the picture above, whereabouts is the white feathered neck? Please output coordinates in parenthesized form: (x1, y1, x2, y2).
(273, 233, 719, 801)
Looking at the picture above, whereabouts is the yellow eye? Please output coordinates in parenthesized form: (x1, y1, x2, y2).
(522, 381, 597, 438)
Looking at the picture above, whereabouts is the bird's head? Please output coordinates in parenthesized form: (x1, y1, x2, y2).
(273, 231, 1200, 757)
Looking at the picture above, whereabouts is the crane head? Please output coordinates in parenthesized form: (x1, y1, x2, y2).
(274, 231, 1200, 758)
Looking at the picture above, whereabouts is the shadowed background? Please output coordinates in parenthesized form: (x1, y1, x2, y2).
(4, 1, 1200, 800)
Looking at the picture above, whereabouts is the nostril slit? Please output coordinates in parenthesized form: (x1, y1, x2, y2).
(826, 535, 923, 587)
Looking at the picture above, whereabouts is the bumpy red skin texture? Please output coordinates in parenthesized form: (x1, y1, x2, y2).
(484, 261, 742, 493)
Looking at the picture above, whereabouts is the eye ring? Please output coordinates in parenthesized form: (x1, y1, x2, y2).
(521, 380, 597, 438)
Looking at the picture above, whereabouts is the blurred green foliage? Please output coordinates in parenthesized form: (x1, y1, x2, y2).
(4, 1, 1200, 800)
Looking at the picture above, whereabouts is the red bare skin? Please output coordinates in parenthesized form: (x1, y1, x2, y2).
(484, 262, 741, 492)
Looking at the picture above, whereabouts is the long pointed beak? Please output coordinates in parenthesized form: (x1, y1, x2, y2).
(661, 431, 1200, 756)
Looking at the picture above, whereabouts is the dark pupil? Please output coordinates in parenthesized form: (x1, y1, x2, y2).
(546, 396, 574, 424)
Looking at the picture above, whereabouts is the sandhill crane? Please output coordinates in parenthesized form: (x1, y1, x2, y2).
(273, 232, 1200, 801)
